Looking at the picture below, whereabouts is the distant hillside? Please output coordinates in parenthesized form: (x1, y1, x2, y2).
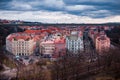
(1, 19, 120, 26)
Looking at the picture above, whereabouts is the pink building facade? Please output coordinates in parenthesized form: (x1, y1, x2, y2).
(39, 32, 66, 58)
(95, 34, 110, 54)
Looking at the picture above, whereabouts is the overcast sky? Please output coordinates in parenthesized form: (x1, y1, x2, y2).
(0, 0, 120, 23)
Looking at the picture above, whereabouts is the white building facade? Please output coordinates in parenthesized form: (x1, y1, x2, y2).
(66, 31, 84, 53)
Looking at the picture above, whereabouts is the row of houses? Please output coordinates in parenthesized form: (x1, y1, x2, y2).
(6, 27, 84, 58)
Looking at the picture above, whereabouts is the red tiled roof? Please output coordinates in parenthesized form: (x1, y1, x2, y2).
(7, 33, 40, 41)
(25, 30, 41, 33)
(54, 38, 65, 43)
(25, 29, 52, 33)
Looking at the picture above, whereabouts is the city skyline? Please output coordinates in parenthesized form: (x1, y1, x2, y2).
(0, 0, 120, 23)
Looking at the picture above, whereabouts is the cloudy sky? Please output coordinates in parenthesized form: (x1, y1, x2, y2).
(0, 0, 120, 23)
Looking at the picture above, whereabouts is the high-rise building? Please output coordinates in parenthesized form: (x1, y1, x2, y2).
(66, 31, 84, 53)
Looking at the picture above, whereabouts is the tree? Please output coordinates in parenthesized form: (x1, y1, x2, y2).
(100, 48, 120, 76)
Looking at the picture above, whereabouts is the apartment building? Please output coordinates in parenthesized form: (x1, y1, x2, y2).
(95, 32, 110, 54)
(6, 33, 38, 56)
(66, 31, 84, 53)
